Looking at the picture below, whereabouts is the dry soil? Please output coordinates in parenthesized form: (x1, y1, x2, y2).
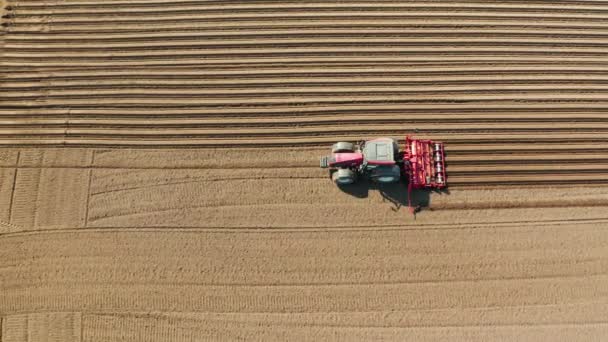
(2, 1, 608, 341)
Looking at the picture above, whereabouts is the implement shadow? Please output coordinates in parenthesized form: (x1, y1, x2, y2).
(337, 179, 449, 214)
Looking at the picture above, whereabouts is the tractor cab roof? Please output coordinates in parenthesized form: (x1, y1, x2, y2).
(363, 138, 398, 165)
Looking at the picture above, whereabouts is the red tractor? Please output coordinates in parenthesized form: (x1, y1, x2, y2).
(320, 136, 447, 212)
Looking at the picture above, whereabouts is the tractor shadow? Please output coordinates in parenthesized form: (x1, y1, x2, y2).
(337, 179, 450, 214)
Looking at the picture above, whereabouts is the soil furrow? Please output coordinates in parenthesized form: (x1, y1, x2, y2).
(7, 37, 608, 50)
(6, 68, 608, 81)
(10, 22, 608, 34)
(8, 29, 608, 42)
(4, 135, 608, 147)
(5, 79, 608, 91)
(12, 2, 608, 14)
(11, 12, 608, 23)
(3, 117, 608, 127)
(5, 46, 608, 58)
(6, 57, 608, 67)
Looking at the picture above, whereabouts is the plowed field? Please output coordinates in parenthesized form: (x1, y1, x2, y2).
(2, 0, 608, 341)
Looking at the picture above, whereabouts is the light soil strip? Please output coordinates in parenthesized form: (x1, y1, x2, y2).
(7, 150, 92, 229)
(1, 227, 608, 318)
(82, 312, 608, 342)
(0, 148, 606, 231)
(1, 312, 81, 342)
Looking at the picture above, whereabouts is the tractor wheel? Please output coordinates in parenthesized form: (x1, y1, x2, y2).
(332, 168, 356, 185)
(331, 142, 355, 153)
(375, 175, 399, 184)
(373, 165, 401, 184)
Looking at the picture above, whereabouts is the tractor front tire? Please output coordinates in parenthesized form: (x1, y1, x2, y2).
(331, 142, 355, 153)
(332, 168, 356, 185)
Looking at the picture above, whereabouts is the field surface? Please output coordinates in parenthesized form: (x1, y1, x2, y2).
(2, 0, 608, 341)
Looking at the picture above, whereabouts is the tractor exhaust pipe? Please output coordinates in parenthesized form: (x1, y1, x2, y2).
(320, 156, 329, 168)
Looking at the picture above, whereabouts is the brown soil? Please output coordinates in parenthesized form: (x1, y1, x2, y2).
(2, 1, 608, 341)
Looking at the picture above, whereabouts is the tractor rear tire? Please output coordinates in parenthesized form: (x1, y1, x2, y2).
(331, 142, 355, 153)
(332, 168, 356, 185)
(372, 165, 401, 184)
(375, 175, 399, 184)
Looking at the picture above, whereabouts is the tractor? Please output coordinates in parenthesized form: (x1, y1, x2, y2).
(320, 136, 447, 212)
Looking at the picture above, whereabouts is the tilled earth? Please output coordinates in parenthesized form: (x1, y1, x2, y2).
(2, 1, 608, 341)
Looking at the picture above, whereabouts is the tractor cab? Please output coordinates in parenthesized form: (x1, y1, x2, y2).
(362, 138, 398, 165)
(361, 138, 401, 183)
